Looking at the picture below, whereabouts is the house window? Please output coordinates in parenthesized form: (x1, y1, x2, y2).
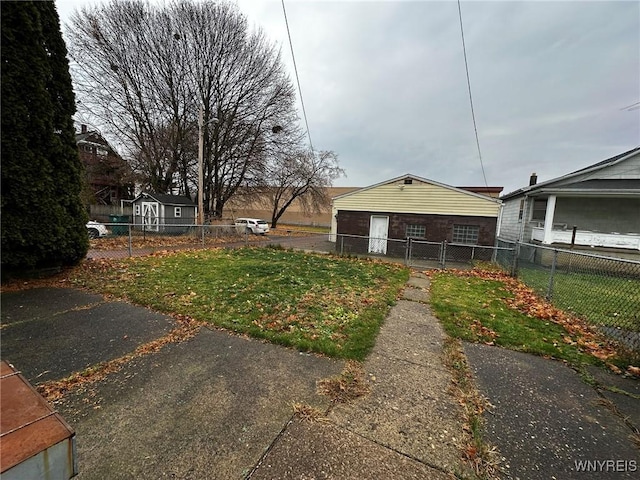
(174, 207, 182, 218)
(134, 204, 141, 215)
(518, 199, 525, 221)
(531, 199, 547, 221)
(453, 225, 479, 244)
(406, 224, 425, 238)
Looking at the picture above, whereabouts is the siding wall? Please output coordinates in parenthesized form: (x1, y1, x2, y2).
(499, 198, 524, 241)
(333, 180, 500, 218)
(337, 210, 498, 245)
(555, 153, 640, 184)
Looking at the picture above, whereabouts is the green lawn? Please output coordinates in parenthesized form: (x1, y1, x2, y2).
(72, 247, 409, 360)
(518, 267, 640, 331)
(429, 272, 600, 366)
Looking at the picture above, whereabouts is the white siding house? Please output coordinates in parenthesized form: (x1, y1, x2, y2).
(498, 148, 640, 253)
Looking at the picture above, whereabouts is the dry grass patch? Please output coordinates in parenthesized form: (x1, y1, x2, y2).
(442, 337, 502, 479)
(317, 360, 371, 404)
(292, 403, 329, 423)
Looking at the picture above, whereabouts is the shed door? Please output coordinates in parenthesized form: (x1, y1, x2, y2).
(368, 215, 389, 254)
(142, 201, 159, 231)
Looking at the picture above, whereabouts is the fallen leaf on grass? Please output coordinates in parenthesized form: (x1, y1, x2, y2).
(627, 366, 640, 377)
(446, 268, 619, 363)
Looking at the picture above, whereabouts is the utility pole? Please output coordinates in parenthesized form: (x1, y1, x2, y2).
(198, 103, 204, 225)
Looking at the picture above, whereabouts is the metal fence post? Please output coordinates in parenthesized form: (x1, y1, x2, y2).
(512, 241, 520, 277)
(128, 223, 132, 257)
(340, 235, 344, 255)
(201, 223, 205, 247)
(406, 237, 412, 266)
(441, 241, 447, 269)
(547, 249, 558, 300)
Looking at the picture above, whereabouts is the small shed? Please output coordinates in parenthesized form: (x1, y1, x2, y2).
(331, 174, 502, 255)
(131, 192, 196, 233)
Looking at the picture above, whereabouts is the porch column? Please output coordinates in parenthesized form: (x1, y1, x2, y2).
(543, 195, 557, 244)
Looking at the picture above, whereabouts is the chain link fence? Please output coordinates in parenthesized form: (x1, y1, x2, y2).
(87, 223, 282, 259)
(332, 234, 512, 270)
(497, 239, 640, 351)
(88, 225, 639, 350)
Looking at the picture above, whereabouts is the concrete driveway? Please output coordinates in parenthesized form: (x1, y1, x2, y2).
(1, 287, 343, 479)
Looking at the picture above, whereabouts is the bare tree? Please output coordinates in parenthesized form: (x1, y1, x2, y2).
(260, 149, 344, 228)
(66, 0, 297, 216)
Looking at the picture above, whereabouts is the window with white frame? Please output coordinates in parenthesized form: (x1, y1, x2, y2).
(174, 207, 182, 218)
(406, 224, 426, 238)
(452, 225, 479, 244)
(134, 204, 141, 215)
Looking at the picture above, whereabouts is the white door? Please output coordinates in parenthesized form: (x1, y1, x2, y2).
(368, 215, 389, 254)
(141, 202, 159, 231)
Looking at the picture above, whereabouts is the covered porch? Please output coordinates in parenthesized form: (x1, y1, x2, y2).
(531, 226, 640, 250)
(527, 194, 640, 251)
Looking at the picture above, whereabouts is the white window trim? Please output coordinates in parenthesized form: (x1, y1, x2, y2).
(174, 206, 182, 218)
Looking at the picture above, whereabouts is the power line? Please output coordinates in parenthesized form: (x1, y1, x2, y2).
(457, 0, 489, 189)
(281, 0, 314, 151)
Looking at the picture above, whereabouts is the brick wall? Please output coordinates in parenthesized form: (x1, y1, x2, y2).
(336, 210, 498, 245)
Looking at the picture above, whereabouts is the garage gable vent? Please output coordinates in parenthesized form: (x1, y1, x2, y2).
(403, 178, 413, 185)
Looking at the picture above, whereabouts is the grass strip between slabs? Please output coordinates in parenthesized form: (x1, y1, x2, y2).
(37, 314, 202, 402)
(442, 336, 502, 479)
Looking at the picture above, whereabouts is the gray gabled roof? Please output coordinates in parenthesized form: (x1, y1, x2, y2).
(501, 147, 640, 200)
(133, 192, 196, 206)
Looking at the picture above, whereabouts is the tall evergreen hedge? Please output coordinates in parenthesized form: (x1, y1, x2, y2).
(1, 1, 88, 273)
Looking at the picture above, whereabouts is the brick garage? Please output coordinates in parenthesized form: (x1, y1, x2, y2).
(331, 174, 502, 258)
(336, 211, 497, 244)
(336, 210, 498, 257)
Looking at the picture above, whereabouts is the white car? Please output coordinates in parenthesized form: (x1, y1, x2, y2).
(86, 220, 108, 239)
(234, 218, 270, 235)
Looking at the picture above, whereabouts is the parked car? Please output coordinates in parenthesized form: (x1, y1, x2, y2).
(86, 220, 108, 239)
(234, 218, 270, 235)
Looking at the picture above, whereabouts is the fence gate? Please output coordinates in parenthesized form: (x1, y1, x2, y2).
(407, 239, 444, 268)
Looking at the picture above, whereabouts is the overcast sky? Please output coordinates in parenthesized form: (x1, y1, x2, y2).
(56, 0, 640, 195)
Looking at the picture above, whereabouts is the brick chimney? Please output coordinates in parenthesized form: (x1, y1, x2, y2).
(81, 124, 87, 134)
(529, 172, 537, 186)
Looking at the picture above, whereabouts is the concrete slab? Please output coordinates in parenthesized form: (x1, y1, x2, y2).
(464, 343, 640, 480)
(329, 299, 465, 475)
(406, 276, 430, 290)
(585, 364, 640, 432)
(55, 327, 343, 479)
(402, 286, 429, 303)
(249, 417, 454, 480)
(1, 288, 104, 325)
(1, 289, 175, 383)
(373, 300, 446, 363)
